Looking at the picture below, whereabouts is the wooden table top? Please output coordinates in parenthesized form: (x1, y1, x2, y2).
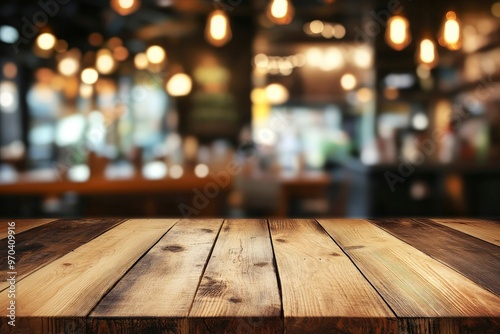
(0, 218, 499, 334)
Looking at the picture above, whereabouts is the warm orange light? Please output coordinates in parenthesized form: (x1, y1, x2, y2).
(417, 38, 439, 68)
(58, 56, 79, 76)
(81, 68, 99, 85)
(96, 49, 116, 75)
(385, 15, 411, 50)
(110, 0, 140, 16)
(134, 52, 148, 69)
(36, 33, 56, 50)
(205, 10, 232, 47)
(166, 73, 193, 97)
(146, 45, 166, 64)
(340, 73, 357, 91)
(267, 0, 294, 25)
(439, 11, 461, 50)
(113, 46, 129, 61)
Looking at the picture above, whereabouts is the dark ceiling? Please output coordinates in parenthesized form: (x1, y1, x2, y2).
(0, 0, 497, 67)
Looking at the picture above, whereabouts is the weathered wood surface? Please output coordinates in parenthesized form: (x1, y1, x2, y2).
(1, 218, 499, 334)
(431, 218, 500, 246)
(371, 218, 500, 295)
(0, 218, 125, 292)
(0, 219, 56, 240)
(319, 218, 500, 334)
(9, 218, 178, 316)
(269, 219, 396, 334)
(91, 219, 223, 333)
(189, 219, 282, 333)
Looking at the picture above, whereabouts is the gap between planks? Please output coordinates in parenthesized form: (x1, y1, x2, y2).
(314, 218, 400, 319)
(0, 218, 128, 293)
(0, 219, 56, 240)
(86, 218, 183, 317)
(0, 219, 179, 317)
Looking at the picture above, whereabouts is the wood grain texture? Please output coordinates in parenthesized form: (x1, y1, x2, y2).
(269, 219, 396, 334)
(1, 218, 499, 334)
(0, 219, 178, 317)
(371, 218, 500, 295)
(432, 218, 500, 246)
(318, 218, 500, 333)
(90, 219, 223, 333)
(0, 218, 125, 292)
(189, 219, 283, 334)
(0, 219, 55, 240)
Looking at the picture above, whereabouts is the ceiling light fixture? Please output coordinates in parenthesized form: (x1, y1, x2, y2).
(385, 15, 411, 50)
(267, 0, 294, 25)
(439, 11, 461, 50)
(205, 9, 232, 47)
(416, 38, 438, 68)
(110, 0, 141, 16)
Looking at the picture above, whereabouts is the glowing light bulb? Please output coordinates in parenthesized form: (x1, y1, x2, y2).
(385, 15, 411, 50)
(417, 38, 438, 68)
(205, 10, 232, 47)
(194, 164, 209, 178)
(340, 73, 357, 91)
(0, 91, 14, 110)
(265, 83, 289, 105)
(142, 161, 167, 180)
(36, 33, 56, 50)
(96, 49, 116, 75)
(119, 0, 134, 9)
(58, 57, 79, 76)
(412, 113, 429, 130)
(309, 20, 324, 34)
(111, 0, 140, 15)
(146, 45, 166, 64)
(166, 73, 193, 97)
(81, 68, 99, 85)
(134, 52, 148, 69)
(439, 11, 461, 50)
(267, 0, 294, 25)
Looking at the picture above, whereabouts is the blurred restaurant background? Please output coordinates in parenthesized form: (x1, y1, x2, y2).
(0, 0, 499, 218)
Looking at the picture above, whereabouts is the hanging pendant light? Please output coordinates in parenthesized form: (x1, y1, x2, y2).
(438, 11, 462, 50)
(385, 15, 411, 50)
(416, 37, 439, 68)
(267, 0, 295, 25)
(110, 0, 141, 16)
(205, 10, 232, 47)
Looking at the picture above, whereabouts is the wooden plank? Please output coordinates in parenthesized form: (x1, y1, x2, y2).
(188, 219, 283, 334)
(90, 219, 223, 333)
(269, 219, 396, 334)
(0, 218, 125, 292)
(318, 219, 500, 334)
(431, 218, 500, 246)
(371, 218, 500, 295)
(0, 219, 56, 240)
(0, 219, 178, 319)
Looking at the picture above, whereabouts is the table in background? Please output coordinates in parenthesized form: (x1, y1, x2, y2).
(0, 172, 231, 217)
(0, 218, 498, 333)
